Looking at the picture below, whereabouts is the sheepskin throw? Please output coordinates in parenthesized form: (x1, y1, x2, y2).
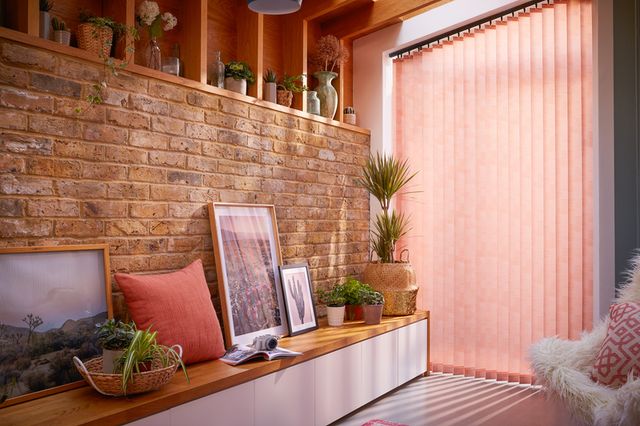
(592, 302, 640, 387)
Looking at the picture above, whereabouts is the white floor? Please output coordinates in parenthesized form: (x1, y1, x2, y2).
(334, 373, 579, 426)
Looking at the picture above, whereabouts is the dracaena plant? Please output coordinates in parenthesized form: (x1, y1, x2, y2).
(357, 153, 417, 263)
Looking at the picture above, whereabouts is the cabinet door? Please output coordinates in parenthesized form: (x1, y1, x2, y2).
(127, 411, 171, 426)
(314, 344, 364, 426)
(362, 330, 399, 401)
(254, 360, 315, 426)
(170, 381, 254, 426)
(397, 319, 428, 384)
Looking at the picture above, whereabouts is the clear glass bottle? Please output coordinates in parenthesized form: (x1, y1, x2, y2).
(145, 36, 162, 70)
(209, 51, 225, 88)
(162, 44, 183, 77)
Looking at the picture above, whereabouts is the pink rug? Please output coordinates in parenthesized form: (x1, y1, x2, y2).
(361, 420, 408, 426)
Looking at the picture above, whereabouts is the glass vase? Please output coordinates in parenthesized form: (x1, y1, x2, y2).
(209, 51, 225, 88)
(145, 36, 162, 70)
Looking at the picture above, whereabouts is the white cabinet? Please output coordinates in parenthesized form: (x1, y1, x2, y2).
(315, 343, 364, 426)
(127, 411, 170, 426)
(255, 361, 315, 426)
(362, 330, 399, 402)
(397, 320, 428, 384)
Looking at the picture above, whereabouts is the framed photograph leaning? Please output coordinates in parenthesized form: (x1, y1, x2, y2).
(279, 263, 318, 336)
(208, 203, 288, 346)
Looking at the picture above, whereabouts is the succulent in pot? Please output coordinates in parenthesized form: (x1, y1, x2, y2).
(316, 285, 346, 326)
(51, 17, 71, 46)
(225, 61, 255, 95)
(39, 0, 54, 40)
(362, 288, 385, 325)
(276, 73, 307, 108)
(263, 68, 278, 103)
(95, 319, 135, 373)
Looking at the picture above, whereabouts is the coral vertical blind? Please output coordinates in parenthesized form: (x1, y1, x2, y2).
(394, 0, 593, 383)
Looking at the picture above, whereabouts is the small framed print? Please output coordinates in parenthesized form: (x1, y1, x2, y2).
(279, 263, 318, 336)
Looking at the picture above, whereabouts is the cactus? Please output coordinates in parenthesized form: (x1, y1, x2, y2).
(289, 278, 306, 323)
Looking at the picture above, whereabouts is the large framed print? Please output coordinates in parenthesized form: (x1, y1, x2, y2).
(208, 203, 288, 346)
(0, 244, 112, 407)
(279, 263, 318, 336)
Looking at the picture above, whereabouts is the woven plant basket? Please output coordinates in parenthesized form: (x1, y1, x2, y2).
(73, 345, 182, 397)
(363, 262, 416, 291)
(77, 23, 113, 57)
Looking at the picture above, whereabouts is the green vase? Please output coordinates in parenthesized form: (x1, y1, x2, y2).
(313, 71, 338, 120)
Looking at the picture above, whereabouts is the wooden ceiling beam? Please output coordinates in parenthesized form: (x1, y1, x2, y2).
(319, 0, 450, 40)
(296, 0, 366, 21)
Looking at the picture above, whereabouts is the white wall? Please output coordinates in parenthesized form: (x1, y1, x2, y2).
(353, 0, 616, 322)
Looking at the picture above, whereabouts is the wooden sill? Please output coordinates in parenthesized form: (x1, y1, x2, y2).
(0, 27, 370, 136)
(0, 312, 427, 426)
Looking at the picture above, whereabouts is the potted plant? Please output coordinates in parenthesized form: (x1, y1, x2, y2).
(342, 277, 372, 321)
(263, 69, 278, 103)
(343, 106, 356, 125)
(362, 288, 385, 325)
(310, 34, 349, 119)
(51, 17, 71, 46)
(225, 61, 255, 95)
(115, 328, 187, 394)
(77, 12, 116, 58)
(358, 153, 420, 315)
(39, 0, 53, 40)
(277, 73, 307, 108)
(95, 319, 135, 373)
(316, 285, 346, 326)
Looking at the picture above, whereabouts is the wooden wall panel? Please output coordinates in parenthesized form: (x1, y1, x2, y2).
(207, 0, 237, 75)
(263, 15, 284, 84)
(236, 2, 263, 98)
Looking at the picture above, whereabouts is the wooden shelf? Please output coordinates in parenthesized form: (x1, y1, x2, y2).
(0, 312, 428, 426)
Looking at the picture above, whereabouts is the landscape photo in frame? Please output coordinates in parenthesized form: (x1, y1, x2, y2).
(208, 203, 288, 346)
(279, 263, 318, 336)
(0, 245, 112, 406)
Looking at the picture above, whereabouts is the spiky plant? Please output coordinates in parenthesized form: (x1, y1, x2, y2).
(357, 153, 417, 263)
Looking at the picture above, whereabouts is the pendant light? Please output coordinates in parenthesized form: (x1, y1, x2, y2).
(248, 0, 302, 15)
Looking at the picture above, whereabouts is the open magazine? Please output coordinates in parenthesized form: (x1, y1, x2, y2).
(220, 344, 302, 366)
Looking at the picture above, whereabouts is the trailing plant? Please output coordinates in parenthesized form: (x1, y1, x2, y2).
(115, 328, 188, 394)
(357, 153, 418, 263)
(95, 319, 135, 351)
(40, 0, 54, 12)
(316, 284, 346, 307)
(310, 34, 349, 72)
(341, 277, 372, 305)
(277, 73, 307, 93)
(361, 288, 384, 306)
(225, 61, 255, 84)
(263, 69, 277, 83)
(51, 17, 67, 31)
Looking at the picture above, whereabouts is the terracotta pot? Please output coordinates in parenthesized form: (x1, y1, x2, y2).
(327, 305, 345, 326)
(345, 304, 363, 321)
(102, 349, 124, 374)
(277, 89, 293, 107)
(363, 304, 384, 325)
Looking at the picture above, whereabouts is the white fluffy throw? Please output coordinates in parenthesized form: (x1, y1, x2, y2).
(530, 252, 640, 425)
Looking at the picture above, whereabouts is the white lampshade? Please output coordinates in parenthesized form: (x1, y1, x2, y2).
(248, 0, 302, 15)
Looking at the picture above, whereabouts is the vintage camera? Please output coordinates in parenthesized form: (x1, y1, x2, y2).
(252, 334, 279, 351)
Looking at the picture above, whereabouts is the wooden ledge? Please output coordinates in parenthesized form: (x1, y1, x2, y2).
(0, 27, 370, 136)
(0, 312, 428, 426)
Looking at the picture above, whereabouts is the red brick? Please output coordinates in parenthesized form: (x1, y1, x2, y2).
(152, 116, 184, 136)
(148, 80, 186, 102)
(170, 138, 201, 153)
(110, 256, 150, 273)
(187, 155, 217, 172)
(55, 219, 104, 237)
(25, 157, 54, 175)
(1, 42, 56, 71)
(149, 185, 190, 201)
(0, 62, 29, 87)
(205, 111, 237, 128)
(29, 116, 81, 138)
(30, 73, 81, 97)
(106, 220, 148, 236)
(83, 201, 128, 218)
(1, 87, 54, 113)
(149, 151, 186, 168)
(188, 187, 219, 202)
(57, 59, 101, 82)
(1, 132, 52, 155)
(82, 163, 128, 180)
(0, 218, 52, 237)
(0, 153, 24, 173)
(107, 108, 150, 129)
(249, 107, 276, 123)
(219, 98, 249, 117)
(0, 199, 25, 216)
(128, 166, 166, 183)
(128, 238, 167, 254)
(104, 146, 148, 164)
(106, 183, 149, 199)
(235, 119, 261, 135)
(130, 94, 169, 115)
(83, 123, 128, 144)
(169, 103, 204, 122)
(54, 140, 104, 161)
(168, 203, 208, 218)
(56, 180, 107, 198)
(167, 171, 203, 186)
(129, 130, 169, 150)
(0, 175, 53, 195)
(218, 129, 247, 146)
(55, 98, 104, 122)
(187, 92, 219, 109)
(186, 123, 216, 141)
(0, 109, 27, 130)
(105, 71, 148, 93)
(203, 174, 234, 189)
(27, 200, 79, 217)
(129, 203, 167, 218)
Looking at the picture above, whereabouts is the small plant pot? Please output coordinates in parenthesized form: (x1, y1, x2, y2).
(102, 349, 124, 374)
(40, 11, 51, 40)
(264, 82, 277, 103)
(343, 113, 356, 125)
(363, 304, 384, 325)
(225, 77, 247, 95)
(53, 30, 71, 46)
(327, 306, 346, 326)
(345, 304, 363, 321)
(277, 89, 293, 107)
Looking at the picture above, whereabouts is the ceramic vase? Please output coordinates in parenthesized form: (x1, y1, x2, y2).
(225, 77, 247, 95)
(307, 90, 320, 115)
(327, 306, 345, 326)
(264, 82, 277, 103)
(53, 30, 71, 46)
(314, 71, 338, 119)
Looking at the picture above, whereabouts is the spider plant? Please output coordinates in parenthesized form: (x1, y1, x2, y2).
(357, 153, 417, 263)
(116, 328, 188, 394)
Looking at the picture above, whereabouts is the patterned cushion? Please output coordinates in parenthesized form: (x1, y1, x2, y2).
(591, 302, 640, 387)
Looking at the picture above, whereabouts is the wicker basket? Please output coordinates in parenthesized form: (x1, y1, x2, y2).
(73, 345, 182, 397)
(363, 262, 416, 291)
(77, 23, 113, 57)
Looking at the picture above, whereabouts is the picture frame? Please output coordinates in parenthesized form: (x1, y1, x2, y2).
(0, 244, 112, 407)
(208, 203, 289, 347)
(279, 263, 319, 336)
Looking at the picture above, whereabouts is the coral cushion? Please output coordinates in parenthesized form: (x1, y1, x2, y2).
(115, 259, 225, 364)
(591, 302, 640, 387)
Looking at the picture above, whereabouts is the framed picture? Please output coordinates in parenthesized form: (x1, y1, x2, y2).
(0, 244, 112, 407)
(208, 203, 288, 346)
(279, 263, 319, 336)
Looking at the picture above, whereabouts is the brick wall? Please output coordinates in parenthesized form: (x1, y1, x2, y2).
(0, 38, 370, 320)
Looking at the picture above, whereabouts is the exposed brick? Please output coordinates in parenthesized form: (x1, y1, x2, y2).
(0, 109, 27, 130)
(0, 175, 53, 195)
(130, 94, 169, 115)
(30, 73, 81, 97)
(167, 170, 203, 186)
(105, 71, 148, 93)
(205, 111, 237, 128)
(0, 218, 52, 237)
(187, 91, 219, 109)
(152, 116, 184, 136)
(187, 155, 217, 172)
(81, 163, 128, 180)
(219, 98, 249, 117)
(106, 183, 149, 200)
(1, 132, 52, 155)
(106, 220, 148, 236)
(55, 219, 104, 237)
(102, 87, 130, 107)
(129, 203, 167, 218)
(104, 146, 148, 164)
(169, 137, 201, 153)
(169, 103, 204, 122)
(149, 151, 186, 168)
(149, 185, 190, 201)
(186, 123, 216, 141)
(1, 42, 56, 71)
(25, 157, 54, 175)
(83, 201, 128, 218)
(54, 139, 104, 161)
(203, 174, 234, 189)
(55, 98, 104, 122)
(83, 123, 128, 144)
(128, 238, 166, 254)
(218, 129, 247, 146)
(1, 87, 54, 113)
(235, 119, 261, 135)
(56, 180, 107, 198)
(29, 116, 81, 138)
(0, 153, 24, 173)
(107, 108, 150, 130)
(128, 166, 166, 183)
(0, 199, 25, 216)
(148, 80, 186, 102)
(168, 203, 208, 218)
(129, 130, 169, 149)
(0, 62, 29, 87)
(27, 200, 79, 217)
(249, 107, 276, 123)
(57, 59, 101, 82)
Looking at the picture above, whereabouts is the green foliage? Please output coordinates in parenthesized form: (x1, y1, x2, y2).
(95, 319, 135, 350)
(39, 0, 54, 12)
(277, 74, 307, 93)
(225, 61, 255, 84)
(341, 277, 372, 305)
(263, 68, 277, 83)
(361, 288, 384, 305)
(371, 210, 411, 263)
(316, 285, 346, 307)
(51, 17, 67, 31)
(116, 328, 188, 394)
